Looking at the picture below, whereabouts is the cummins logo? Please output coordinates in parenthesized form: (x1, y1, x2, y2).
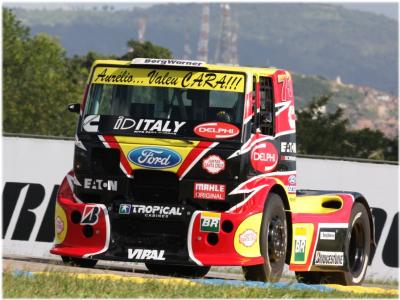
(130, 205, 184, 218)
(128, 248, 165, 260)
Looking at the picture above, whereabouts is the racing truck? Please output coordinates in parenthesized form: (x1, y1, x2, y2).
(51, 58, 374, 285)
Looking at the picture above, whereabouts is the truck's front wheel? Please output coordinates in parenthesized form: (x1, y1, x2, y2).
(242, 193, 287, 282)
(145, 264, 210, 278)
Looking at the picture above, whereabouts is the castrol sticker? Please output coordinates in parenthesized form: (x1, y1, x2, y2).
(202, 154, 225, 174)
(194, 122, 239, 139)
(250, 142, 278, 172)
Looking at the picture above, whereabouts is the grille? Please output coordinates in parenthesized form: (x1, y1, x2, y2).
(112, 218, 187, 251)
(91, 147, 120, 175)
(132, 170, 179, 203)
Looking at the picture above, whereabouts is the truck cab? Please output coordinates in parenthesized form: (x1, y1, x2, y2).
(51, 58, 373, 285)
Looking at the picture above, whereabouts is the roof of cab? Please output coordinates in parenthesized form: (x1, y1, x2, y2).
(91, 58, 279, 77)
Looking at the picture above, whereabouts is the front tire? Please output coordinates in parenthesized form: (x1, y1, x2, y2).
(61, 256, 98, 268)
(145, 263, 210, 278)
(243, 193, 287, 282)
(296, 202, 371, 285)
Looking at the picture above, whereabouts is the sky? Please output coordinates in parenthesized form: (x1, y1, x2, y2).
(4, 2, 399, 21)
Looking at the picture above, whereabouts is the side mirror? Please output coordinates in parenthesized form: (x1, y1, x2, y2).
(68, 103, 80, 114)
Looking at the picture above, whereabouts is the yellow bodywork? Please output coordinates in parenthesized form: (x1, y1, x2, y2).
(290, 195, 343, 214)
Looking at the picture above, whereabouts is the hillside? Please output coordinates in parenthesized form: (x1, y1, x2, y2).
(9, 3, 398, 94)
(292, 74, 398, 138)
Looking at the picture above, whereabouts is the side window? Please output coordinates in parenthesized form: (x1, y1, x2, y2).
(251, 76, 257, 132)
(259, 76, 274, 135)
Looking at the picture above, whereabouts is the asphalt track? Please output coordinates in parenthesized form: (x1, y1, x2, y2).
(3, 255, 399, 296)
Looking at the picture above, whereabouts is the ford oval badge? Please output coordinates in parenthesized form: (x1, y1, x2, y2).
(127, 147, 182, 169)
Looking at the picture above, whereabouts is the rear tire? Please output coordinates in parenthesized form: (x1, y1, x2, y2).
(145, 263, 210, 278)
(243, 193, 287, 282)
(296, 202, 371, 285)
(61, 256, 98, 268)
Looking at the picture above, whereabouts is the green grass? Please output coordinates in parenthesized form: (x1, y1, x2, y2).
(2, 271, 398, 298)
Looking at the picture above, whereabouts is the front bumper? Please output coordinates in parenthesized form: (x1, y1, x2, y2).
(51, 197, 265, 266)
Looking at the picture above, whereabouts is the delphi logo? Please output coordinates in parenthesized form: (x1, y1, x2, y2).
(194, 122, 240, 139)
(128, 147, 181, 169)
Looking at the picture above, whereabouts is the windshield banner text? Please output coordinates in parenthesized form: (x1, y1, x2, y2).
(92, 67, 245, 92)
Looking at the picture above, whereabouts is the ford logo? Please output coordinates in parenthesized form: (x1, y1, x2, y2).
(128, 147, 181, 169)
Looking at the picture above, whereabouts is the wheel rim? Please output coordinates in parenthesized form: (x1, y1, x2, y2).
(268, 216, 286, 262)
(349, 221, 365, 276)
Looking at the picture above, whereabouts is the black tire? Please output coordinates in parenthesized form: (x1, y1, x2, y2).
(61, 256, 98, 268)
(145, 263, 210, 278)
(242, 193, 287, 282)
(296, 203, 371, 285)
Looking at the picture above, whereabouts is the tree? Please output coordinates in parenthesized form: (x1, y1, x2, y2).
(3, 9, 81, 136)
(296, 94, 350, 156)
(3, 8, 30, 131)
(67, 51, 115, 86)
(120, 40, 172, 60)
(296, 94, 398, 161)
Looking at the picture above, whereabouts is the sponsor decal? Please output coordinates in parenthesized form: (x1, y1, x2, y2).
(288, 175, 296, 185)
(202, 155, 225, 175)
(281, 142, 296, 153)
(280, 155, 296, 161)
(250, 142, 278, 172)
(294, 237, 306, 262)
(83, 178, 118, 191)
(128, 248, 166, 261)
(294, 227, 307, 263)
(113, 117, 186, 135)
(83, 115, 100, 132)
(239, 229, 257, 247)
(55, 202, 68, 244)
(119, 204, 131, 215)
(55, 216, 64, 234)
(320, 231, 336, 240)
(200, 212, 221, 233)
(288, 106, 296, 129)
(130, 205, 184, 218)
(193, 183, 226, 200)
(92, 67, 245, 92)
(194, 122, 240, 139)
(128, 147, 181, 169)
(81, 205, 101, 225)
(314, 251, 344, 266)
(132, 58, 205, 67)
(288, 185, 296, 193)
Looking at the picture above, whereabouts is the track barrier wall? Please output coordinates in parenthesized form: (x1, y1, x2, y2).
(2, 136, 398, 280)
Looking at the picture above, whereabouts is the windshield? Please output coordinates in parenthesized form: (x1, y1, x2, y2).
(83, 67, 245, 140)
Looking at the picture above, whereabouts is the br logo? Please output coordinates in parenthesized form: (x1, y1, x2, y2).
(294, 238, 306, 262)
(200, 213, 220, 233)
